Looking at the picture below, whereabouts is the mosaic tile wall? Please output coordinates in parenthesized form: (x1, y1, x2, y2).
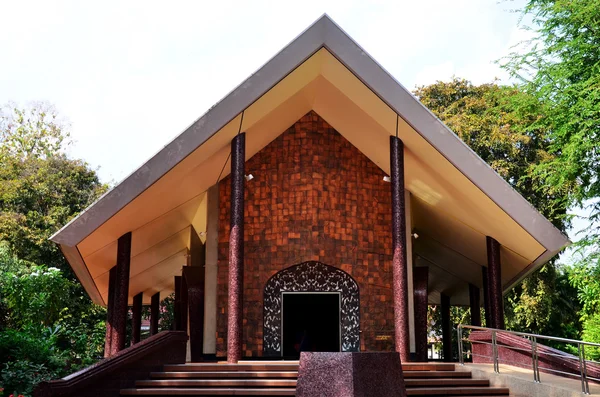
(217, 111, 395, 357)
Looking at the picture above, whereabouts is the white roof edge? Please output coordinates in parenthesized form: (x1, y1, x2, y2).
(51, 14, 569, 265)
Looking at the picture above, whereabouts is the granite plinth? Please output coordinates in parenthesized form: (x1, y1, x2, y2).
(296, 352, 407, 397)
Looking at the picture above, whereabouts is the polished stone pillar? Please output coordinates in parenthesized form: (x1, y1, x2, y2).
(487, 236, 504, 329)
(111, 232, 132, 354)
(482, 267, 491, 327)
(413, 267, 429, 362)
(469, 284, 481, 327)
(441, 294, 452, 362)
(150, 292, 160, 336)
(390, 135, 410, 362)
(104, 266, 117, 357)
(131, 292, 143, 345)
(174, 276, 182, 331)
(227, 133, 245, 363)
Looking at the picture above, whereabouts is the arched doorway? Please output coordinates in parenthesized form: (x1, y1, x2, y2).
(263, 261, 360, 357)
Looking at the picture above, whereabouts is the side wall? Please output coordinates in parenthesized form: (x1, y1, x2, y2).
(217, 111, 394, 357)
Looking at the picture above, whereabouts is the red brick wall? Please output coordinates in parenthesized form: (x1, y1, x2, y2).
(217, 111, 395, 357)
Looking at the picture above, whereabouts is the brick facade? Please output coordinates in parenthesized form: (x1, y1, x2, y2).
(217, 111, 395, 357)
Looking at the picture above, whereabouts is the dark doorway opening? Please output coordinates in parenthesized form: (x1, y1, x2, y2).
(282, 292, 340, 358)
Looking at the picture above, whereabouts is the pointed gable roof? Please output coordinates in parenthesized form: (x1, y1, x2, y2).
(51, 15, 569, 305)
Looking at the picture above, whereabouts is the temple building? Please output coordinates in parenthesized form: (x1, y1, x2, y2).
(50, 15, 569, 365)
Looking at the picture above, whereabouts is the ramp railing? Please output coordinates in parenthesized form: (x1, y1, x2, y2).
(457, 324, 600, 394)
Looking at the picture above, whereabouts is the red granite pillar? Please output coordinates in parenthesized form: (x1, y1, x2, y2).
(131, 292, 143, 345)
(413, 267, 428, 362)
(390, 135, 410, 362)
(469, 284, 481, 327)
(227, 132, 245, 363)
(104, 266, 117, 357)
(486, 236, 504, 329)
(110, 232, 131, 354)
(174, 276, 182, 331)
(441, 294, 452, 362)
(482, 267, 491, 327)
(150, 292, 160, 336)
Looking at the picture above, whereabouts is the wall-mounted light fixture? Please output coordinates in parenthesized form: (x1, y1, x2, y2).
(383, 176, 391, 182)
(412, 232, 419, 239)
(245, 174, 254, 181)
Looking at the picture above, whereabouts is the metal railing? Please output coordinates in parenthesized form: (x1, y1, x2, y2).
(457, 324, 600, 394)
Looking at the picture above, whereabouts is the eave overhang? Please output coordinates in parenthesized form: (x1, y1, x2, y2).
(50, 15, 569, 306)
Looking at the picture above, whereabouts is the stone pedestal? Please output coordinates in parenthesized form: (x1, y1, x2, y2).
(296, 352, 407, 397)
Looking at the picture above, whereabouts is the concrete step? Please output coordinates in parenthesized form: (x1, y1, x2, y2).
(163, 363, 299, 372)
(136, 379, 297, 388)
(151, 371, 298, 379)
(405, 379, 489, 388)
(403, 370, 472, 378)
(121, 388, 296, 395)
(405, 386, 510, 396)
(163, 361, 456, 373)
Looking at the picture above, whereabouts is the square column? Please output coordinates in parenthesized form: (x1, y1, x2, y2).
(390, 135, 410, 362)
(482, 267, 491, 327)
(174, 275, 182, 331)
(469, 284, 481, 327)
(227, 132, 245, 363)
(104, 266, 117, 357)
(131, 292, 143, 345)
(184, 266, 205, 361)
(150, 292, 160, 336)
(486, 236, 504, 329)
(441, 294, 452, 362)
(413, 267, 428, 362)
(111, 232, 132, 354)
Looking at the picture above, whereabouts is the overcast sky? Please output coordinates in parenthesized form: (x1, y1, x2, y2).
(1, 0, 529, 183)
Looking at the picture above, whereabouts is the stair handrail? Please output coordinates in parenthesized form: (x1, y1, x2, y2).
(457, 324, 600, 395)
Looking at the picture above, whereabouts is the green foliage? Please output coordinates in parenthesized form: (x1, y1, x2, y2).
(504, 265, 581, 340)
(582, 312, 600, 361)
(416, 78, 580, 339)
(415, 78, 572, 232)
(0, 103, 108, 396)
(0, 102, 68, 160)
(502, 0, 600, 346)
(1, 264, 72, 329)
(1, 361, 54, 397)
(0, 103, 107, 272)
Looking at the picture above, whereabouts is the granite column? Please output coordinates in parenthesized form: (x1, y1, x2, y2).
(227, 132, 245, 363)
(390, 135, 410, 362)
(111, 232, 131, 354)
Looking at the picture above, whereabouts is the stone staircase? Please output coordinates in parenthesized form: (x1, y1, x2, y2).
(120, 361, 509, 396)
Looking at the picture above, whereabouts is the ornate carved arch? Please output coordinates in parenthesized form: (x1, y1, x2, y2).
(263, 261, 360, 356)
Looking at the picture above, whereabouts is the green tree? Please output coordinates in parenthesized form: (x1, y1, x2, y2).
(0, 103, 108, 396)
(0, 103, 107, 272)
(415, 79, 579, 338)
(502, 0, 600, 345)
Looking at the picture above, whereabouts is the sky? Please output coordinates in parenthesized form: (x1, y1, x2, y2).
(0, 0, 531, 184)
